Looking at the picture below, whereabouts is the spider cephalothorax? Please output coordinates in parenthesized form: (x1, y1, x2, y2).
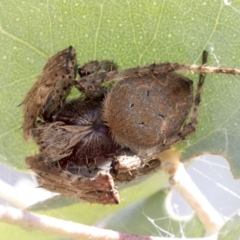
(23, 46, 239, 204)
(33, 98, 121, 167)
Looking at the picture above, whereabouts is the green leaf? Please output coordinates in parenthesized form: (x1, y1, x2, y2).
(1, 0, 240, 238)
(218, 210, 240, 240)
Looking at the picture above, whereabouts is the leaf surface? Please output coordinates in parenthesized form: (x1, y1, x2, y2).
(1, 0, 240, 238)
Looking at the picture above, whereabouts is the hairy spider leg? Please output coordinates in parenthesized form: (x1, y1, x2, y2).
(166, 51, 208, 146)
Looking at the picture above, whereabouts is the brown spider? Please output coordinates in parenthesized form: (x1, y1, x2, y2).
(22, 46, 240, 204)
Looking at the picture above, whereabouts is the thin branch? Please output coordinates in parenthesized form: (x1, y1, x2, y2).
(158, 150, 225, 235)
(0, 205, 217, 240)
(170, 163, 224, 234)
(169, 63, 240, 75)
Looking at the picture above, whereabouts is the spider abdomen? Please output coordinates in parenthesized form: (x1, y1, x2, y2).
(103, 72, 193, 153)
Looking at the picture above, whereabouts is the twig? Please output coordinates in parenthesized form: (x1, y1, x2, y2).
(0, 205, 218, 240)
(158, 150, 225, 235)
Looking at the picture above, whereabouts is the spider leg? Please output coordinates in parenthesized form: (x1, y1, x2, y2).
(75, 60, 118, 98)
(189, 50, 208, 128)
(76, 48, 240, 93)
(78, 60, 118, 78)
(111, 150, 161, 183)
(41, 46, 77, 121)
(114, 158, 161, 183)
(161, 51, 208, 147)
(22, 46, 77, 139)
(26, 154, 120, 204)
